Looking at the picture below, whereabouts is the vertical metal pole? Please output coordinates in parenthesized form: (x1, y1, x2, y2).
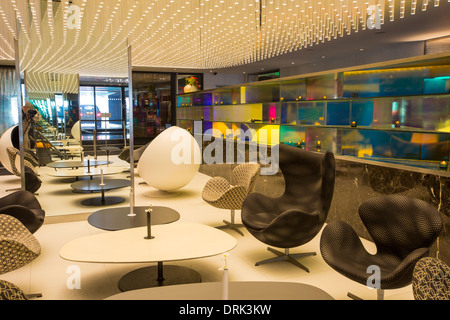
(14, 36, 25, 191)
(93, 128, 97, 159)
(144, 207, 154, 240)
(157, 262, 164, 284)
(377, 289, 384, 300)
(93, 87, 97, 159)
(171, 73, 178, 126)
(77, 74, 82, 146)
(127, 41, 135, 215)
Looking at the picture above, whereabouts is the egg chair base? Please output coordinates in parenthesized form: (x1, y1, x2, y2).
(255, 247, 316, 273)
(216, 209, 244, 236)
(347, 289, 385, 300)
(25, 292, 43, 299)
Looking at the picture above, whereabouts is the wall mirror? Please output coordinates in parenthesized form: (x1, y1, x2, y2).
(14, 0, 132, 217)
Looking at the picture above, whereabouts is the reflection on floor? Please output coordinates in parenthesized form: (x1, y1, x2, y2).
(0, 155, 414, 300)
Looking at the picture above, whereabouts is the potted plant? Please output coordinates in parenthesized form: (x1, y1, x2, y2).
(184, 76, 201, 93)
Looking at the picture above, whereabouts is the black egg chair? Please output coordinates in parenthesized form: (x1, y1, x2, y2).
(241, 144, 335, 272)
(0, 190, 45, 234)
(320, 195, 443, 300)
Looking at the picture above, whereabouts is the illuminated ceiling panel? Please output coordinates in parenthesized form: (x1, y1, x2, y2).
(0, 0, 447, 75)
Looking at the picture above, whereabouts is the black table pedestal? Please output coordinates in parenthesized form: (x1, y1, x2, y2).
(71, 179, 130, 207)
(118, 263, 202, 292)
(81, 193, 125, 206)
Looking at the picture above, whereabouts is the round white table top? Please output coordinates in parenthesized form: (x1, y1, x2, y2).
(60, 222, 237, 264)
(105, 281, 334, 300)
(56, 145, 83, 150)
(46, 166, 124, 177)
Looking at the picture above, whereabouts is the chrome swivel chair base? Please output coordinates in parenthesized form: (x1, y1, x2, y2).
(255, 247, 316, 273)
(217, 220, 244, 236)
(347, 289, 385, 300)
(216, 209, 244, 236)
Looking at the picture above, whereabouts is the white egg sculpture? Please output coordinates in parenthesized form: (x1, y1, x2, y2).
(137, 126, 201, 191)
(71, 120, 81, 142)
(0, 125, 19, 174)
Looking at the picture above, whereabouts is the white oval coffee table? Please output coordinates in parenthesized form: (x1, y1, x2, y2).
(46, 166, 124, 181)
(60, 222, 237, 291)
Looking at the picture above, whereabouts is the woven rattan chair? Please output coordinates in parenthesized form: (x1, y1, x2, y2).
(412, 257, 450, 300)
(320, 195, 443, 300)
(241, 144, 335, 272)
(0, 214, 41, 275)
(6, 147, 38, 174)
(6, 147, 42, 194)
(0, 280, 28, 300)
(202, 163, 260, 236)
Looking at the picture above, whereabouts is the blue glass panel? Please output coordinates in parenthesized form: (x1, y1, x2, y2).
(280, 102, 297, 124)
(192, 92, 212, 106)
(326, 101, 350, 125)
(343, 68, 424, 98)
(297, 102, 324, 125)
(424, 77, 450, 94)
(351, 100, 373, 126)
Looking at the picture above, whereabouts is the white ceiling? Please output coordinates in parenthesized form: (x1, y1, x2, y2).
(0, 0, 449, 77)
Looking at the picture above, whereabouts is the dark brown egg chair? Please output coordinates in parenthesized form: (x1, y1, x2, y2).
(320, 195, 443, 300)
(0, 191, 45, 234)
(241, 144, 335, 272)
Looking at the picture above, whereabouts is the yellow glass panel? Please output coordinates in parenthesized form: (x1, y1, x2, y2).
(252, 125, 280, 146)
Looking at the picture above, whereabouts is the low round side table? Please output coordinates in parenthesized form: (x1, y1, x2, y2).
(71, 178, 131, 206)
(87, 206, 180, 231)
(47, 159, 111, 169)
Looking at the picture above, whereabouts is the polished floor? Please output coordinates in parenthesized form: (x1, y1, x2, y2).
(0, 155, 414, 300)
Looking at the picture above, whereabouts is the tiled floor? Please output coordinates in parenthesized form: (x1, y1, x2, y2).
(0, 155, 414, 300)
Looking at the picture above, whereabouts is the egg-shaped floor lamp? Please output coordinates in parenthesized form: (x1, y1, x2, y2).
(137, 126, 201, 192)
(0, 125, 20, 174)
(71, 120, 81, 142)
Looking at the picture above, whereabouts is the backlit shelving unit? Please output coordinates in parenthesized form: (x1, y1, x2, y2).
(177, 54, 450, 171)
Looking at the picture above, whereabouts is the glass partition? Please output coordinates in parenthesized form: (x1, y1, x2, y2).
(0, 64, 22, 192)
(0, 67, 20, 135)
(79, 85, 126, 146)
(15, 0, 131, 216)
(132, 72, 173, 145)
